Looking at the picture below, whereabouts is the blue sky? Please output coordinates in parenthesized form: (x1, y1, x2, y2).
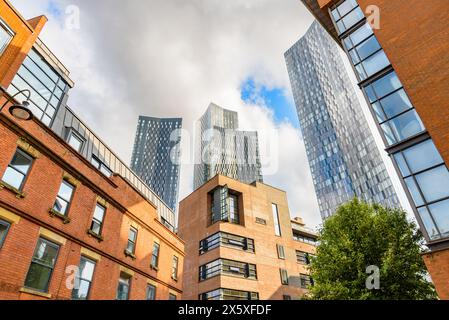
(240, 78, 299, 128)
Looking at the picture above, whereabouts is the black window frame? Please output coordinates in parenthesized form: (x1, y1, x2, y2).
(199, 288, 259, 301)
(52, 179, 76, 216)
(150, 242, 160, 269)
(90, 203, 106, 236)
(126, 226, 138, 255)
(91, 154, 113, 178)
(1, 148, 34, 191)
(199, 231, 255, 255)
(280, 269, 289, 285)
(24, 237, 60, 293)
(300, 274, 314, 289)
(199, 258, 257, 281)
(72, 256, 96, 300)
(146, 284, 156, 300)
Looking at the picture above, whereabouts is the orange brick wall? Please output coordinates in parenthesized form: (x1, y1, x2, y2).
(178, 175, 316, 300)
(422, 250, 449, 300)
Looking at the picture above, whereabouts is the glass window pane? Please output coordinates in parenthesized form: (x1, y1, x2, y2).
(415, 166, 449, 203)
(417, 207, 440, 240)
(72, 279, 90, 300)
(0, 221, 11, 247)
(93, 204, 105, 222)
(361, 50, 390, 78)
(33, 240, 59, 266)
(147, 285, 156, 300)
(372, 71, 402, 98)
(2, 167, 25, 189)
(91, 221, 101, 235)
(10, 150, 32, 174)
(372, 102, 386, 122)
(404, 177, 425, 207)
(402, 140, 443, 173)
(58, 181, 74, 202)
(356, 35, 381, 61)
(129, 228, 137, 242)
(68, 134, 83, 152)
(387, 109, 425, 143)
(336, 0, 358, 18)
(53, 198, 69, 214)
(393, 153, 411, 177)
(381, 123, 397, 145)
(428, 199, 449, 239)
(79, 258, 95, 280)
(380, 89, 413, 119)
(364, 85, 376, 103)
(24, 263, 52, 291)
(346, 23, 373, 49)
(341, 7, 364, 32)
(0, 25, 12, 54)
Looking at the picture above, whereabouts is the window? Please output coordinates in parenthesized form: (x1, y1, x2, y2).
(116, 273, 131, 300)
(52, 180, 75, 216)
(90, 203, 106, 236)
(331, 0, 364, 35)
(393, 139, 449, 240)
(283, 295, 292, 300)
(272, 203, 281, 236)
(255, 217, 266, 225)
(280, 269, 289, 285)
(211, 186, 240, 225)
(146, 284, 156, 300)
(199, 232, 255, 254)
(296, 251, 309, 264)
(0, 18, 14, 56)
(199, 288, 259, 301)
(7, 48, 68, 125)
(172, 256, 179, 280)
(277, 244, 285, 259)
(151, 242, 160, 269)
(2, 148, 33, 190)
(199, 259, 257, 281)
(72, 256, 96, 300)
(300, 274, 313, 289)
(67, 130, 85, 153)
(91, 155, 113, 177)
(293, 232, 317, 245)
(0, 220, 11, 248)
(24, 238, 60, 292)
(169, 293, 177, 300)
(126, 227, 138, 254)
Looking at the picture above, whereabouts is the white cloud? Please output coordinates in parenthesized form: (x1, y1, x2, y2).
(9, 0, 327, 228)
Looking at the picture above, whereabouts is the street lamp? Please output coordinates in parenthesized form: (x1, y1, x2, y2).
(0, 89, 33, 121)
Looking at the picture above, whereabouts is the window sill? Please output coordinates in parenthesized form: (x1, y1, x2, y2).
(87, 229, 104, 242)
(150, 265, 159, 271)
(19, 287, 52, 299)
(49, 208, 71, 224)
(0, 181, 26, 199)
(124, 249, 136, 260)
(171, 276, 178, 282)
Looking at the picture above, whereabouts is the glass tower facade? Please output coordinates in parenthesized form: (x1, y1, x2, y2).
(285, 20, 400, 219)
(130, 116, 182, 212)
(328, 0, 449, 243)
(193, 103, 263, 190)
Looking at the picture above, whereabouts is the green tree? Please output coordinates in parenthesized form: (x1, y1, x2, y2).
(307, 198, 436, 300)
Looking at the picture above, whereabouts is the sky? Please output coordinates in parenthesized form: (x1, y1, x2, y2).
(9, 0, 413, 230)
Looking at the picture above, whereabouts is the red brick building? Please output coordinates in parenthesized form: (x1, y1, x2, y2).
(0, 0, 183, 300)
(300, 0, 449, 298)
(178, 175, 317, 300)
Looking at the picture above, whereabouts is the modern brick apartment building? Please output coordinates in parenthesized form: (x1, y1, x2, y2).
(299, 0, 449, 298)
(0, 0, 183, 300)
(178, 175, 317, 300)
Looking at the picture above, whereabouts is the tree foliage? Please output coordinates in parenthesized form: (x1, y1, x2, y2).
(307, 198, 436, 300)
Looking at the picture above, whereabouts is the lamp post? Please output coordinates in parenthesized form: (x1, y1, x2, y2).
(0, 89, 33, 121)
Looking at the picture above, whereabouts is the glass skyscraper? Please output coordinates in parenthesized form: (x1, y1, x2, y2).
(285, 21, 400, 219)
(193, 103, 263, 190)
(130, 116, 182, 212)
